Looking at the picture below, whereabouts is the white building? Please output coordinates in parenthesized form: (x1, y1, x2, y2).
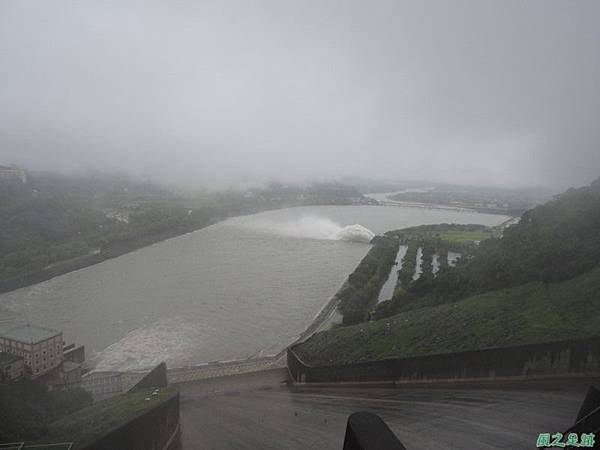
(0, 324, 64, 379)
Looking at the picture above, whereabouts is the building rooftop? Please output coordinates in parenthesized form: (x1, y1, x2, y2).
(0, 324, 61, 344)
(0, 352, 23, 364)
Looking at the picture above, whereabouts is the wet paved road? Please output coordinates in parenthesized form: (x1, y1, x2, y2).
(178, 369, 595, 450)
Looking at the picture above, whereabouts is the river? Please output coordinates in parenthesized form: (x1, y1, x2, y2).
(0, 205, 508, 371)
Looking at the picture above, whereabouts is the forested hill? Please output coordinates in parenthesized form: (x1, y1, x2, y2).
(0, 172, 175, 256)
(430, 176, 600, 301)
(0, 169, 373, 288)
(0, 175, 106, 255)
(0, 172, 209, 284)
(296, 177, 600, 366)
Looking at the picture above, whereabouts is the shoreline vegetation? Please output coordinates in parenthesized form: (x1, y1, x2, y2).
(0, 170, 375, 294)
(295, 178, 600, 366)
(337, 235, 399, 325)
(0, 171, 520, 296)
(0, 169, 541, 380)
(168, 224, 503, 380)
(294, 264, 600, 367)
(0, 216, 220, 294)
(170, 224, 513, 379)
(335, 223, 499, 326)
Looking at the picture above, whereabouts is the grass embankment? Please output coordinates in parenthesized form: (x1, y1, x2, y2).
(41, 388, 178, 449)
(438, 229, 496, 242)
(337, 235, 399, 325)
(295, 265, 600, 367)
(374, 224, 487, 318)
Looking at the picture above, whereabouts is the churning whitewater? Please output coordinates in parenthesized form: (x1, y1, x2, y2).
(334, 224, 375, 243)
(0, 205, 509, 371)
(234, 215, 375, 243)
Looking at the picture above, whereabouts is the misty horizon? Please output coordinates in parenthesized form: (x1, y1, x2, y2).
(1, 0, 600, 190)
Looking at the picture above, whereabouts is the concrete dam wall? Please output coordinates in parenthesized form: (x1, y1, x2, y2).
(287, 337, 600, 384)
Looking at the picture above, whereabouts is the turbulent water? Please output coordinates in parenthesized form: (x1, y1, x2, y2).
(0, 205, 507, 371)
(235, 215, 375, 243)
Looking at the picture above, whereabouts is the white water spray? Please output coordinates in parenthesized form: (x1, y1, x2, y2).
(238, 215, 375, 243)
(334, 224, 376, 243)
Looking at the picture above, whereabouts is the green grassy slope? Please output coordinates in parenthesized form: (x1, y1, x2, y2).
(438, 229, 495, 242)
(295, 264, 600, 367)
(41, 388, 178, 449)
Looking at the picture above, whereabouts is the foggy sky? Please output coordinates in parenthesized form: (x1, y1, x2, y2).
(1, 0, 599, 189)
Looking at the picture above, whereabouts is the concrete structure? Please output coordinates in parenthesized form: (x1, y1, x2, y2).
(0, 352, 25, 381)
(178, 369, 592, 449)
(81, 392, 180, 450)
(0, 324, 64, 379)
(82, 370, 146, 401)
(63, 344, 85, 364)
(63, 360, 83, 388)
(81, 371, 124, 401)
(288, 337, 600, 384)
(128, 362, 168, 392)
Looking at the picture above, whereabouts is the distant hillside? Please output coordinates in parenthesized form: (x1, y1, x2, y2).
(429, 177, 600, 301)
(374, 177, 600, 313)
(0, 170, 373, 289)
(0, 171, 208, 283)
(0, 176, 106, 255)
(387, 184, 549, 215)
(295, 177, 600, 365)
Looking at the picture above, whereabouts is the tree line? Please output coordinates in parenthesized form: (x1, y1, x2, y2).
(374, 178, 600, 319)
(337, 235, 399, 325)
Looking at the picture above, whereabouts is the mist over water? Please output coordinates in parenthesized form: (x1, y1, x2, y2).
(237, 215, 375, 243)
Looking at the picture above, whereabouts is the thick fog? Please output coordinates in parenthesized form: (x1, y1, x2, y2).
(1, 0, 599, 189)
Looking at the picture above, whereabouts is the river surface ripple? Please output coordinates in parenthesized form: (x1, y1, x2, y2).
(0, 205, 507, 371)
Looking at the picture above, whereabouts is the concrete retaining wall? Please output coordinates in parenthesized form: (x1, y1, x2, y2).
(130, 362, 168, 392)
(83, 392, 180, 450)
(288, 337, 600, 384)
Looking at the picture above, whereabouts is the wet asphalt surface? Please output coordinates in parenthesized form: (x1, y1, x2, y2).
(178, 369, 595, 450)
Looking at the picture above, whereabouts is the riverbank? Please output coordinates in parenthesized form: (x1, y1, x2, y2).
(1, 203, 511, 380)
(167, 278, 351, 383)
(370, 186, 545, 217)
(0, 217, 224, 295)
(294, 264, 600, 367)
(293, 178, 600, 367)
(0, 195, 512, 297)
(0, 200, 381, 296)
(0, 172, 377, 295)
(166, 218, 516, 382)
